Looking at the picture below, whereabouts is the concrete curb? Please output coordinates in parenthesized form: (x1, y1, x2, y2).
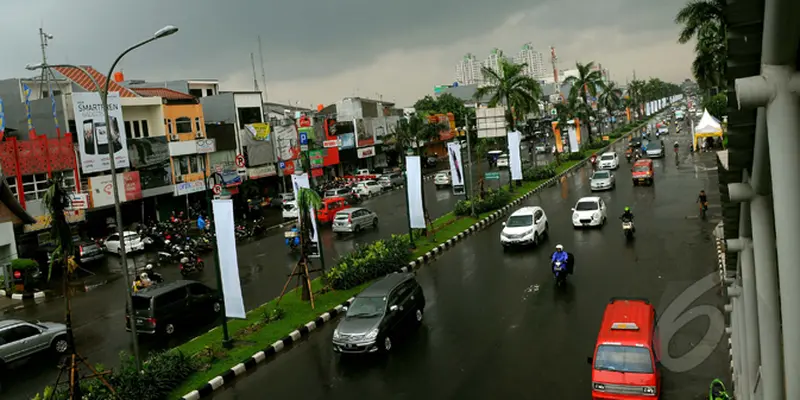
(180, 133, 636, 399)
(0, 289, 46, 300)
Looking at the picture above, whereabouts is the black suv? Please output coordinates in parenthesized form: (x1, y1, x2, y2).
(126, 280, 221, 336)
(332, 273, 425, 354)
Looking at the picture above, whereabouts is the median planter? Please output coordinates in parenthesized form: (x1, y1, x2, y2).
(326, 235, 412, 290)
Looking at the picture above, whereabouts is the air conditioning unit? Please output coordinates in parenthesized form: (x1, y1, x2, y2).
(170, 134, 179, 141)
(195, 132, 204, 139)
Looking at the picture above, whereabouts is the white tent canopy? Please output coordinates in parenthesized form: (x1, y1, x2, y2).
(695, 109, 722, 134)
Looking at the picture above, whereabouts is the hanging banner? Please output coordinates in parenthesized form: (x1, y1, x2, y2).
(405, 156, 426, 229)
(567, 126, 580, 153)
(552, 122, 563, 153)
(0, 97, 5, 140)
(22, 83, 35, 135)
(212, 199, 246, 319)
(290, 173, 320, 258)
(357, 146, 375, 158)
(447, 142, 464, 187)
(245, 123, 271, 141)
(73, 92, 130, 174)
(507, 130, 523, 181)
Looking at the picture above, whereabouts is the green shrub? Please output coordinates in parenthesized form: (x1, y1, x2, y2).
(454, 188, 511, 216)
(566, 151, 586, 161)
(34, 351, 198, 400)
(523, 165, 556, 181)
(585, 140, 610, 150)
(326, 235, 412, 290)
(11, 258, 38, 270)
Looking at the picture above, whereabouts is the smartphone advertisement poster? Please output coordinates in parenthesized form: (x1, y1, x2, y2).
(72, 92, 130, 174)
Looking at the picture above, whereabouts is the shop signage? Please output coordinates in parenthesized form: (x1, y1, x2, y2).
(245, 123, 271, 141)
(174, 179, 206, 196)
(24, 210, 86, 233)
(72, 92, 130, 174)
(248, 164, 277, 179)
(309, 150, 324, 168)
(323, 139, 339, 148)
(88, 171, 142, 208)
(357, 146, 375, 159)
(196, 138, 216, 154)
(67, 193, 89, 210)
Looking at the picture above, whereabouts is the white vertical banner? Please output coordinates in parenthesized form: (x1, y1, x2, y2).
(507, 130, 523, 180)
(447, 142, 464, 186)
(290, 173, 320, 256)
(405, 156, 426, 228)
(645, 103, 651, 116)
(212, 200, 246, 319)
(567, 126, 580, 153)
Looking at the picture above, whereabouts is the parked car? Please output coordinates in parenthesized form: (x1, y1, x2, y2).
(500, 206, 549, 248)
(354, 180, 383, 197)
(76, 238, 105, 265)
(333, 207, 378, 236)
(378, 172, 404, 189)
(104, 231, 145, 254)
(434, 171, 451, 189)
(282, 201, 299, 220)
(496, 153, 510, 168)
(318, 197, 351, 224)
(571, 197, 608, 228)
(126, 280, 221, 336)
(324, 187, 360, 205)
(0, 319, 70, 367)
(332, 273, 425, 354)
(270, 192, 295, 207)
(590, 170, 616, 191)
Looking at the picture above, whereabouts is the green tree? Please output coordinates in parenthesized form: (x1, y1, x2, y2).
(703, 93, 728, 119)
(296, 187, 322, 300)
(675, 0, 727, 93)
(598, 82, 623, 130)
(563, 61, 604, 141)
(473, 59, 543, 131)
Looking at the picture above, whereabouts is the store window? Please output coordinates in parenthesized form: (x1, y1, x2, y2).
(178, 156, 189, 176)
(141, 120, 150, 137)
(133, 121, 142, 138)
(6, 177, 18, 201)
(195, 118, 202, 136)
(175, 117, 192, 134)
(22, 173, 49, 202)
(124, 121, 132, 139)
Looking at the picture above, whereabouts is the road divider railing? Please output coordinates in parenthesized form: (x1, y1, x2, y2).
(31, 119, 651, 400)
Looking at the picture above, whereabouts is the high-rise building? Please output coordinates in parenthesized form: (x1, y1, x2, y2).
(455, 53, 483, 85)
(482, 48, 506, 79)
(515, 43, 548, 80)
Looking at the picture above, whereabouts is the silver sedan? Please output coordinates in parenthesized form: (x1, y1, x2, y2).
(332, 207, 379, 236)
(590, 170, 616, 191)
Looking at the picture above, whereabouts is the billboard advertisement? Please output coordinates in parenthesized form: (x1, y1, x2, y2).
(272, 122, 301, 161)
(355, 118, 374, 147)
(321, 119, 340, 166)
(338, 133, 355, 149)
(88, 171, 142, 208)
(73, 92, 130, 174)
(476, 107, 506, 138)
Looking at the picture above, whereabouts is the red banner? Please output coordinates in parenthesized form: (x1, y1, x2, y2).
(323, 119, 340, 166)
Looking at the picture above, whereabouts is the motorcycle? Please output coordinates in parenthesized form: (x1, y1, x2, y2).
(235, 224, 249, 239)
(157, 241, 183, 264)
(622, 220, 634, 239)
(285, 229, 300, 252)
(179, 252, 205, 276)
(700, 201, 709, 219)
(708, 378, 730, 400)
(552, 260, 568, 287)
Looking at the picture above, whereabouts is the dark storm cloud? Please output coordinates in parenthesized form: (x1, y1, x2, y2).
(0, 0, 689, 84)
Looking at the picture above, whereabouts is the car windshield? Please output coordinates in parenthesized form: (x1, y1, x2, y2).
(436, 173, 448, 178)
(124, 233, 140, 241)
(347, 296, 386, 318)
(601, 155, 614, 161)
(594, 345, 654, 374)
(633, 165, 650, 172)
(283, 203, 296, 211)
(576, 201, 599, 211)
(324, 190, 338, 197)
(506, 215, 533, 227)
(334, 213, 350, 220)
(592, 171, 610, 179)
(367, 182, 378, 186)
(131, 296, 151, 311)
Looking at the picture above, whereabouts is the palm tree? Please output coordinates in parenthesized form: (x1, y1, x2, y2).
(473, 59, 543, 131)
(627, 80, 646, 120)
(598, 82, 623, 131)
(563, 62, 604, 142)
(675, 0, 727, 93)
(296, 187, 322, 300)
(675, 0, 726, 44)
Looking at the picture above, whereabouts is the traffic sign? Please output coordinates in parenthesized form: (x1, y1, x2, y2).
(235, 154, 246, 168)
(485, 172, 500, 180)
(212, 184, 222, 195)
(279, 161, 286, 169)
(299, 132, 308, 146)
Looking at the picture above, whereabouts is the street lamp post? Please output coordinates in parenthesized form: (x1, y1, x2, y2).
(26, 25, 178, 372)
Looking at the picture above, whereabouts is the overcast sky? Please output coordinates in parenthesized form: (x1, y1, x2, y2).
(2, 0, 694, 107)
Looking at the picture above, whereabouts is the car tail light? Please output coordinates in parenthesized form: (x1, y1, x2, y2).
(146, 318, 157, 326)
(79, 245, 84, 254)
(348, 215, 352, 224)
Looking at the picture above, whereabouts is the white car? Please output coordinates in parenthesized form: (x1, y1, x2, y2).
(597, 152, 619, 170)
(282, 201, 299, 219)
(104, 231, 145, 254)
(590, 170, 615, 191)
(354, 180, 383, 197)
(497, 153, 510, 168)
(434, 171, 451, 188)
(571, 197, 608, 228)
(500, 207, 549, 248)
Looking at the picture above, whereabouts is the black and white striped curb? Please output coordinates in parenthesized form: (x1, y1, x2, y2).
(181, 297, 356, 400)
(0, 289, 46, 300)
(180, 133, 638, 399)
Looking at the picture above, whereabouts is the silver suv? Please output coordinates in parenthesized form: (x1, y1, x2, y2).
(0, 319, 69, 368)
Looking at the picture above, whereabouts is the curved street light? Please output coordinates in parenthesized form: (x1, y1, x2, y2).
(25, 25, 178, 372)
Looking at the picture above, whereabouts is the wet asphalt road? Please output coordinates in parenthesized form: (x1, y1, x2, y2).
(0, 156, 542, 399)
(209, 125, 729, 400)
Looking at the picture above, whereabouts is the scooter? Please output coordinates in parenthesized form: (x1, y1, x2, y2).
(285, 229, 300, 252)
(708, 378, 730, 400)
(622, 220, 634, 239)
(552, 260, 568, 287)
(179, 252, 205, 276)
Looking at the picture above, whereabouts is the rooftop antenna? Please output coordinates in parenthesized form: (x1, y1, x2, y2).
(250, 53, 259, 92)
(258, 36, 268, 101)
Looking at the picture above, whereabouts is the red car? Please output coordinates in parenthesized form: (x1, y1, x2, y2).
(631, 159, 654, 186)
(317, 196, 350, 224)
(588, 297, 661, 399)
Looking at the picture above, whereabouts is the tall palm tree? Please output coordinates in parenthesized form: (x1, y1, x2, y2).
(296, 187, 322, 300)
(675, 0, 727, 93)
(675, 0, 726, 44)
(563, 62, 604, 142)
(474, 59, 543, 131)
(598, 82, 623, 130)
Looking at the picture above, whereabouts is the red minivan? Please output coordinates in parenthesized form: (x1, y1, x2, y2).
(317, 197, 350, 224)
(589, 297, 661, 399)
(631, 159, 654, 186)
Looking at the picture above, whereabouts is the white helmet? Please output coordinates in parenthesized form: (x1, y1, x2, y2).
(555, 244, 564, 251)
(140, 272, 148, 280)
(145, 264, 153, 271)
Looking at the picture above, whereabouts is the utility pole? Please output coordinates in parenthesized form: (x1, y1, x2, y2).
(464, 111, 476, 217)
(250, 53, 259, 92)
(258, 36, 268, 101)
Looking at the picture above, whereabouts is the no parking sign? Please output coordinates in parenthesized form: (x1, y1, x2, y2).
(212, 184, 222, 195)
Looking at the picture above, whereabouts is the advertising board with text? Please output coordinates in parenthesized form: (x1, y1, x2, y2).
(88, 171, 142, 208)
(72, 92, 130, 174)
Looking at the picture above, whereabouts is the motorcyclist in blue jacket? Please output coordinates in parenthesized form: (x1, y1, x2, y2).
(285, 225, 300, 247)
(551, 244, 568, 263)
